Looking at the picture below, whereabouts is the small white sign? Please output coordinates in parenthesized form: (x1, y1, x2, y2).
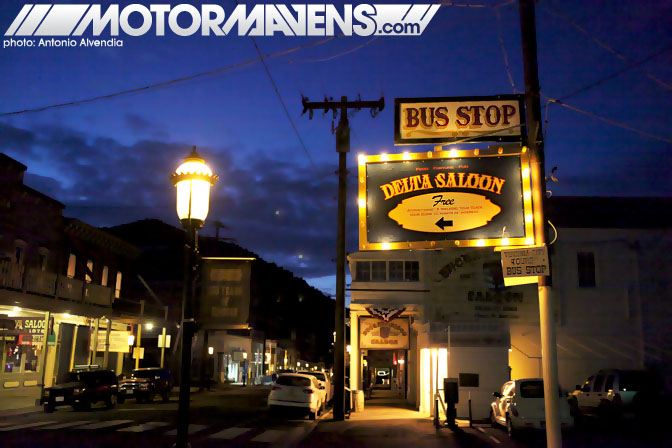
(132, 347, 145, 359)
(501, 246, 549, 278)
(158, 334, 171, 348)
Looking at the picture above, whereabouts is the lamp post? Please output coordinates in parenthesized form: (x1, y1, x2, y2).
(171, 146, 218, 448)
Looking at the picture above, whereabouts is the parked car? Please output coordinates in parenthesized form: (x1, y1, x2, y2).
(569, 369, 667, 423)
(268, 373, 325, 420)
(297, 370, 332, 404)
(490, 378, 573, 437)
(118, 367, 172, 403)
(41, 368, 118, 412)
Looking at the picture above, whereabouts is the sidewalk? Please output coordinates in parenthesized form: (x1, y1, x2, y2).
(300, 389, 491, 447)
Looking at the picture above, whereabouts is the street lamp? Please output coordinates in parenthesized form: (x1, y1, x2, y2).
(171, 146, 218, 448)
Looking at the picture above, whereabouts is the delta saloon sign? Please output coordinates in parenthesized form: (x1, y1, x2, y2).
(395, 95, 525, 145)
(359, 146, 534, 250)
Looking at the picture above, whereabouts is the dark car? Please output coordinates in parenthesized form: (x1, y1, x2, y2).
(42, 368, 118, 412)
(118, 367, 172, 403)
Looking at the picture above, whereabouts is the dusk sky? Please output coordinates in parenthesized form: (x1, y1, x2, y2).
(1, 0, 670, 298)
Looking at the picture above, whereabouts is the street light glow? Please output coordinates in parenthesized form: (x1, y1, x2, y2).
(146, 323, 153, 330)
(171, 147, 218, 223)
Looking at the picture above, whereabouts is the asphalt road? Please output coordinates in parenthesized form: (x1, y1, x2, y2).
(0, 385, 326, 448)
(1, 388, 669, 448)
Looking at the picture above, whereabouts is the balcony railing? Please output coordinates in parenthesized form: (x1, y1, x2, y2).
(0, 261, 113, 307)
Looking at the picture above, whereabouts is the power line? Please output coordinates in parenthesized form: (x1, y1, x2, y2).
(248, 36, 316, 169)
(542, 94, 672, 144)
(494, 6, 518, 93)
(290, 36, 379, 63)
(544, 45, 672, 140)
(543, 2, 672, 91)
(0, 36, 336, 117)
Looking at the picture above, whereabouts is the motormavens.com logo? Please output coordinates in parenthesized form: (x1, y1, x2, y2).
(4, 3, 440, 48)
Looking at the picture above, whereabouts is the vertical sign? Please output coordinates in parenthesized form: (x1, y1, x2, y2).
(199, 257, 253, 330)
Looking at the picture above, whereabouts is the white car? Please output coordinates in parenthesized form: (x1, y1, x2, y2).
(297, 370, 332, 404)
(268, 373, 324, 420)
(490, 378, 573, 437)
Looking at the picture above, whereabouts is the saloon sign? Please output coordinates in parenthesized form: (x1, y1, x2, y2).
(358, 146, 534, 250)
(395, 95, 525, 145)
(360, 317, 409, 350)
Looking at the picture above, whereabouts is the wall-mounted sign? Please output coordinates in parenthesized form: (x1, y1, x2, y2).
(359, 147, 534, 250)
(501, 246, 549, 286)
(199, 257, 254, 330)
(395, 95, 525, 145)
(360, 317, 409, 350)
(158, 334, 171, 349)
(90, 330, 131, 353)
(0, 317, 46, 336)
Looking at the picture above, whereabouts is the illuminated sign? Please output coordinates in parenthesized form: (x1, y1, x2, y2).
(199, 258, 253, 330)
(358, 147, 534, 250)
(360, 317, 409, 349)
(395, 95, 525, 145)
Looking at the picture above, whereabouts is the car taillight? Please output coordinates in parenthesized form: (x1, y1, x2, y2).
(272, 386, 281, 391)
(303, 389, 314, 394)
(74, 388, 82, 395)
(43, 390, 50, 397)
(510, 406, 519, 417)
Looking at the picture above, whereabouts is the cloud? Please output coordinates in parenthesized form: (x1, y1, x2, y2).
(0, 121, 355, 279)
(124, 113, 168, 140)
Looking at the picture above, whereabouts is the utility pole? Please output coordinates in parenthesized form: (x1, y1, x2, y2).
(518, 1, 561, 447)
(301, 95, 384, 421)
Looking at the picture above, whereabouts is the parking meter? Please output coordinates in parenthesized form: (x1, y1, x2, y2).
(444, 378, 459, 427)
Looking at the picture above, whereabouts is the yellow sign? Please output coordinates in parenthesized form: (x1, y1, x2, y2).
(388, 192, 501, 233)
(360, 317, 409, 350)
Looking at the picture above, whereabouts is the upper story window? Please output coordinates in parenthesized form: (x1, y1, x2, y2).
(66, 254, 76, 278)
(577, 252, 596, 288)
(114, 271, 122, 299)
(101, 266, 109, 287)
(38, 248, 49, 271)
(14, 240, 26, 264)
(354, 260, 420, 282)
(85, 260, 94, 283)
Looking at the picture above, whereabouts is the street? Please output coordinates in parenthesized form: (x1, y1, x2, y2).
(1, 385, 670, 448)
(0, 385, 325, 448)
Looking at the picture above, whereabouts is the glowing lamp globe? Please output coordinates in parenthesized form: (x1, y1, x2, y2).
(170, 146, 218, 227)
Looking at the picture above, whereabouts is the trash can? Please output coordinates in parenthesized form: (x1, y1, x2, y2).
(353, 390, 365, 412)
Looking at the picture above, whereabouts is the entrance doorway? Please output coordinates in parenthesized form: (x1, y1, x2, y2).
(363, 349, 408, 406)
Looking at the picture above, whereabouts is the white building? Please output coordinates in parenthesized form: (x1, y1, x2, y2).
(348, 196, 671, 420)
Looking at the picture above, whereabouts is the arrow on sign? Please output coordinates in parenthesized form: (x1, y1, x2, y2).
(435, 217, 453, 230)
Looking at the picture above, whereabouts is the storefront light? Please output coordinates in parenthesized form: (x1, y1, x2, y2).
(128, 335, 135, 346)
(145, 323, 153, 330)
(13, 306, 21, 313)
(208, 346, 214, 355)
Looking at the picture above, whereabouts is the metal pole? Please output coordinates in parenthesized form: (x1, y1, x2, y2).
(333, 97, 349, 421)
(160, 326, 167, 369)
(518, 1, 561, 446)
(177, 223, 197, 448)
(91, 318, 99, 365)
(103, 319, 111, 369)
(135, 322, 142, 369)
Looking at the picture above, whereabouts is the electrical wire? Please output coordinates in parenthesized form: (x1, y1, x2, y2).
(439, 0, 515, 8)
(494, 6, 517, 93)
(544, 45, 672, 140)
(544, 2, 672, 91)
(542, 94, 672, 144)
(548, 220, 557, 245)
(247, 36, 316, 169)
(290, 36, 379, 63)
(0, 36, 336, 117)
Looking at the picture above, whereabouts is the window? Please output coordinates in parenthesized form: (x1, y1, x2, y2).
(520, 381, 545, 398)
(115, 272, 122, 299)
(85, 260, 94, 283)
(371, 261, 386, 281)
(577, 252, 596, 287)
(483, 261, 505, 290)
(605, 375, 615, 393)
(14, 240, 26, 264)
(275, 376, 311, 387)
(355, 261, 371, 282)
(66, 254, 76, 278)
(389, 261, 404, 281)
(101, 266, 109, 287)
(38, 248, 49, 271)
(593, 374, 605, 393)
(459, 373, 479, 388)
(404, 261, 419, 281)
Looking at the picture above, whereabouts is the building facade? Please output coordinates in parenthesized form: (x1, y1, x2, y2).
(0, 153, 163, 408)
(348, 197, 671, 420)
